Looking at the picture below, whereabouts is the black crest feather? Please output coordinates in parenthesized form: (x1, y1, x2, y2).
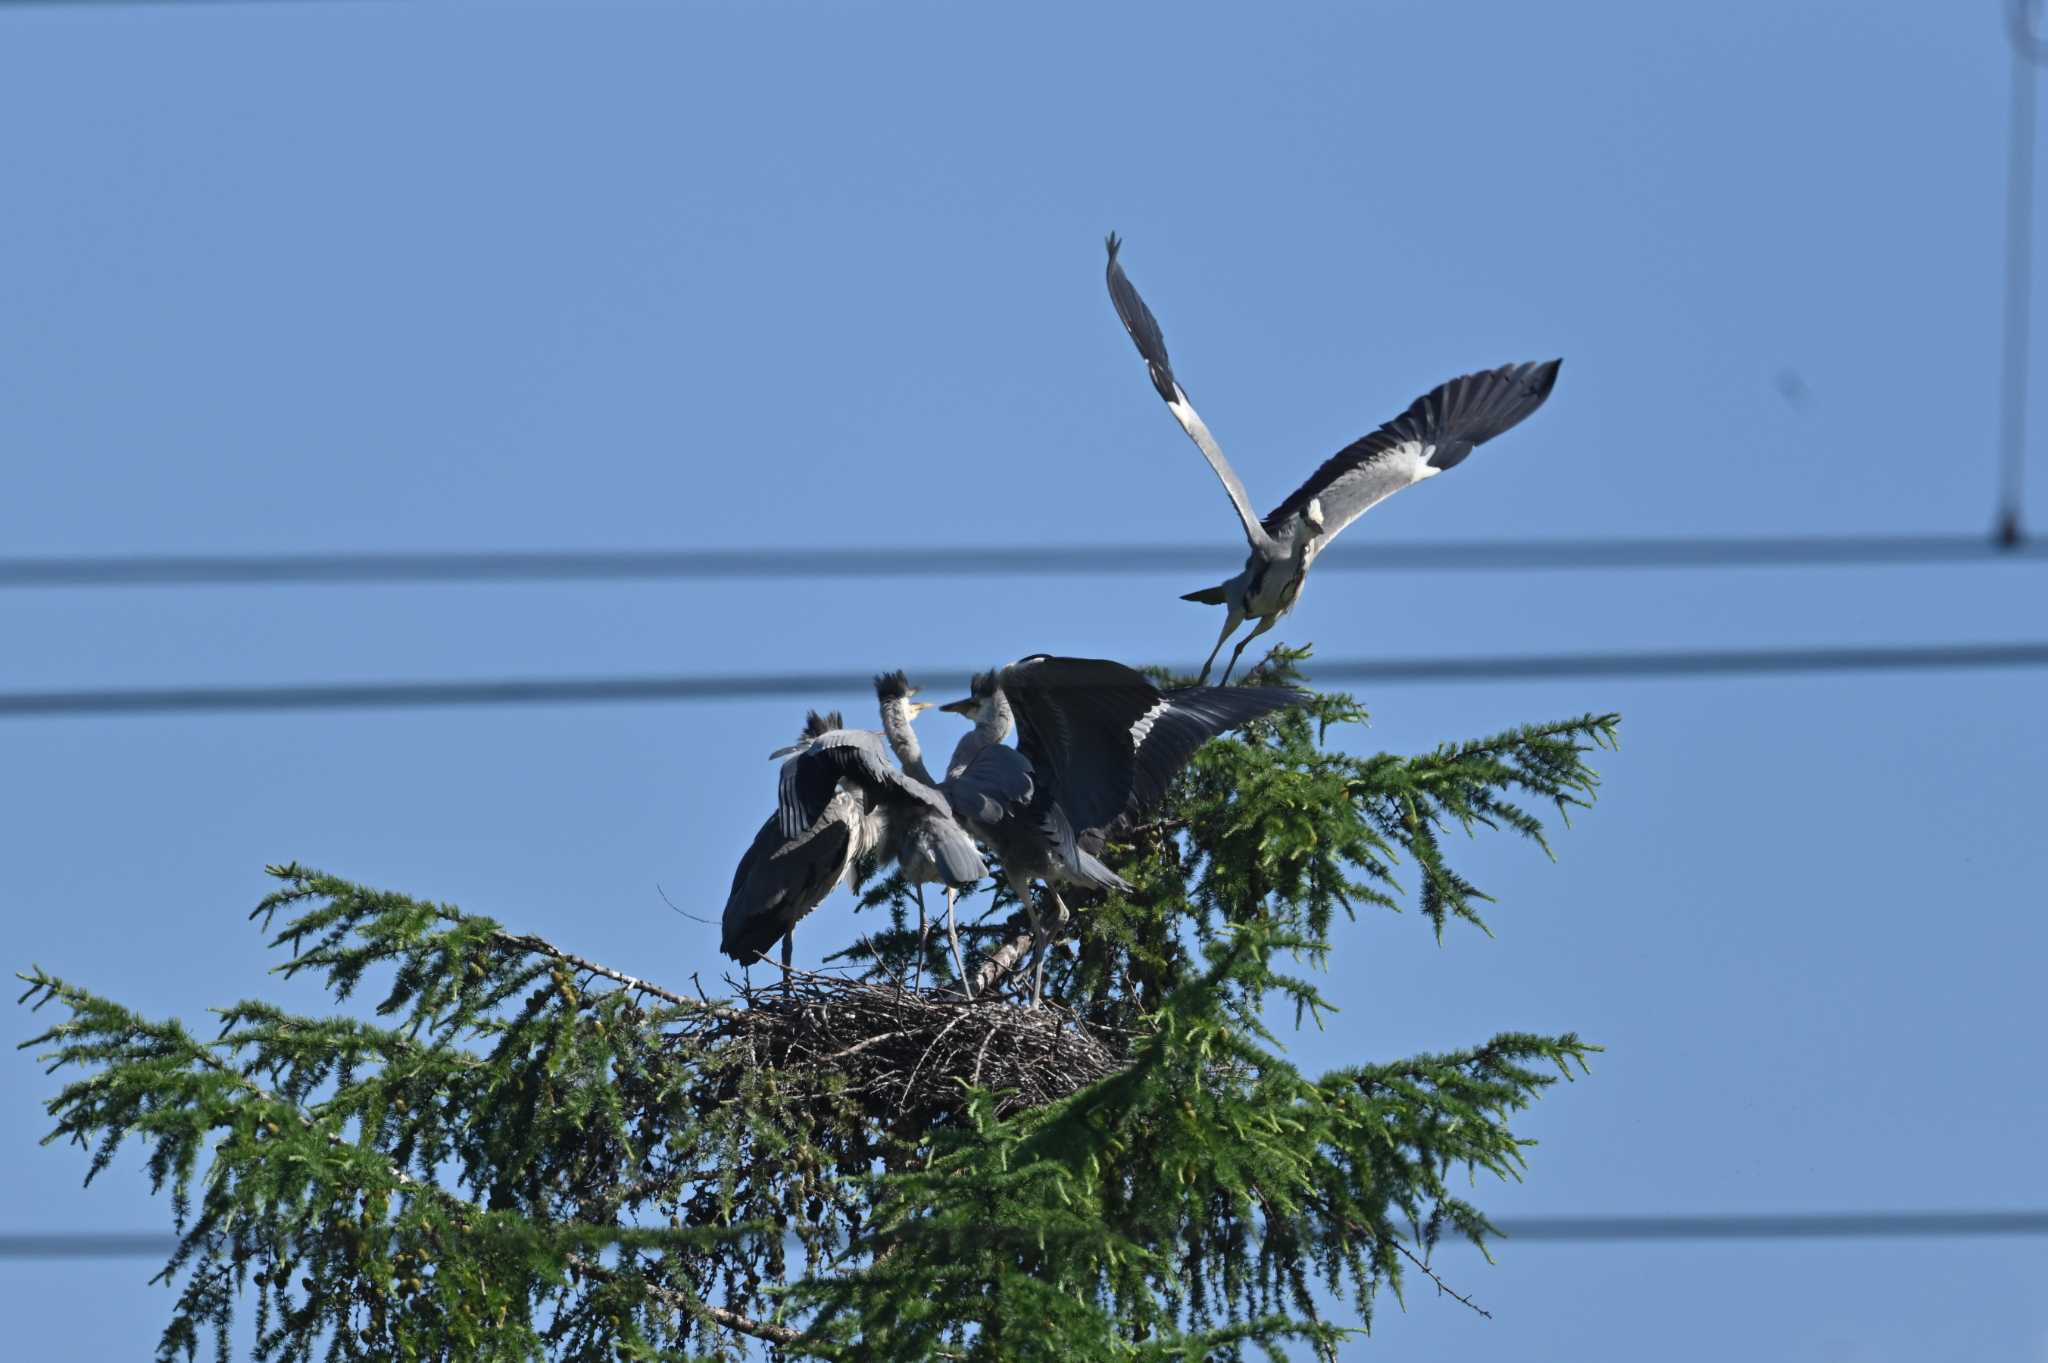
(873, 671, 914, 702)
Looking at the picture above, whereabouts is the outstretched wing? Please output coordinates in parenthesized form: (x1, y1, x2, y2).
(1263, 359, 1562, 541)
(1105, 234, 1273, 553)
(776, 729, 947, 840)
(1072, 684, 1312, 858)
(999, 654, 1164, 838)
(1125, 683, 1312, 822)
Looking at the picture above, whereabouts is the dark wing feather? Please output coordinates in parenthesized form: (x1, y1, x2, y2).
(720, 811, 854, 962)
(1000, 654, 1161, 837)
(1263, 359, 1561, 537)
(923, 819, 989, 886)
(777, 729, 947, 839)
(1123, 684, 1312, 823)
(1104, 234, 1271, 551)
(1104, 232, 1179, 405)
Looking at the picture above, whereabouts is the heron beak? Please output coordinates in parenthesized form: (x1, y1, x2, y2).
(938, 697, 975, 716)
(909, 701, 934, 716)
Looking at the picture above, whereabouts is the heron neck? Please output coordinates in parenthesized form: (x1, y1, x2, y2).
(881, 709, 936, 787)
(945, 696, 1012, 779)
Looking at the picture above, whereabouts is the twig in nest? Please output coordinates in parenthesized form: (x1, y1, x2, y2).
(710, 973, 1126, 1120)
(898, 1007, 978, 1108)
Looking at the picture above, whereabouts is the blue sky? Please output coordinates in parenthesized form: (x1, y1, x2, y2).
(3, 1, 2044, 1358)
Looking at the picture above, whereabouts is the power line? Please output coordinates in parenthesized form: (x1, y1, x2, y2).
(2, 641, 2044, 720)
(0, 0, 380, 9)
(1487, 1209, 2048, 1243)
(3, 1211, 2043, 1260)
(0, 534, 2041, 591)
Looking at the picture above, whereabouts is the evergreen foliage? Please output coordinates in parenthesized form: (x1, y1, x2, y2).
(19, 651, 1618, 1361)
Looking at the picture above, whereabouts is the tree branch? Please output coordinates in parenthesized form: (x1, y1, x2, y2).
(1388, 1237, 1491, 1320)
(492, 930, 733, 1015)
(1288, 1187, 1492, 1321)
(571, 1254, 806, 1349)
(170, 1012, 809, 1352)
(971, 929, 1037, 995)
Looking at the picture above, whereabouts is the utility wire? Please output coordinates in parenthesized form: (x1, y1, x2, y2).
(2, 641, 2045, 719)
(3, 1211, 2044, 1259)
(0, 534, 2042, 591)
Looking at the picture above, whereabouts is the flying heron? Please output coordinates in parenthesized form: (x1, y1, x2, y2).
(721, 709, 867, 976)
(1104, 234, 1563, 683)
(775, 672, 987, 990)
(938, 655, 1309, 1003)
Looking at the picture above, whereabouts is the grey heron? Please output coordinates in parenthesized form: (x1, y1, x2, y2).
(721, 709, 865, 974)
(938, 654, 1309, 1003)
(1104, 234, 1563, 683)
(776, 672, 988, 991)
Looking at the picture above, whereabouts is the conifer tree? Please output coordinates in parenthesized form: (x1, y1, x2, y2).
(19, 650, 1618, 1361)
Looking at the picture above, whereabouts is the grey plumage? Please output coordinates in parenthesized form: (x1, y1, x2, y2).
(1260, 361, 1563, 539)
(1105, 233, 1561, 683)
(776, 674, 989, 990)
(777, 727, 952, 843)
(721, 710, 863, 966)
(777, 733, 984, 894)
(1106, 681, 1308, 840)
(940, 655, 1311, 1001)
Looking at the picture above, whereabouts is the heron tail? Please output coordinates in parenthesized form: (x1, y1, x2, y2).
(1180, 583, 1229, 606)
(1074, 847, 1133, 895)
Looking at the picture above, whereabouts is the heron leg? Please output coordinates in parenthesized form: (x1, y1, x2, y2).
(1023, 893, 1048, 1007)
(779, 931, 794, 997)
(1028, 887, 1073, 1007)
(1219, 612, 1279, 685)
(1198, 604, 1246, 686)
(944, 886, 972, 1001)
(917, 880, 933, 986)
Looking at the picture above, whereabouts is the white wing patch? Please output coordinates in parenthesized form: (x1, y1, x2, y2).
(1310, 441, 1441, 542)
(1384, 440, 1436, 482)
(1129, 698, 1172, 751)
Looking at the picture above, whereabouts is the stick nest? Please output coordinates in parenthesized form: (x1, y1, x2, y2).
(717, 972, 1129, 1120)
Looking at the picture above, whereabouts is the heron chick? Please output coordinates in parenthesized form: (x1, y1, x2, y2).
(774, 672, 987, 993)
(937, 654, 1310, 1003)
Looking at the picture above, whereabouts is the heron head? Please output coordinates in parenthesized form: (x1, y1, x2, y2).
(1300, 496, 1326, 537)
(873, 671, 932, 722)
(939, 669, 999, 719)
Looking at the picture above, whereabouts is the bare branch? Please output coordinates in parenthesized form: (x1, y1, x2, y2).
(492, 929, 730, 1015)
(1390, 1238, 1491, 1320)
(570, 1254, 806, 1349)
(971, 929, 1037, 995)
